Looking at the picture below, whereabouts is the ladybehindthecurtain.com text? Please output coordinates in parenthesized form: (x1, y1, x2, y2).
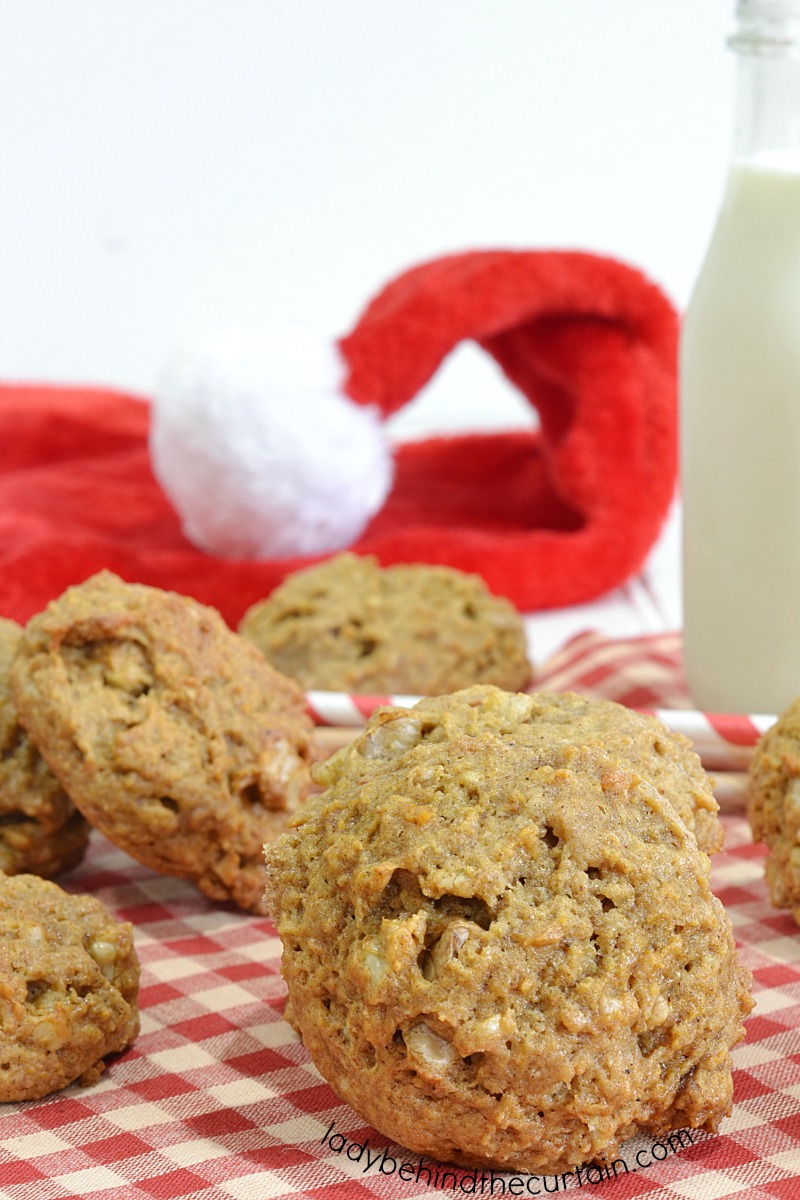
(320, 1120, 697, 1193)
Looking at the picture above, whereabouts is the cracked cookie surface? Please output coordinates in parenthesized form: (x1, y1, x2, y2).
(265, 685, 752, 1174)
(0, 872, 139, 1101)
(0, 617, 89, 878)
(11, 571, 317, 913)
(240, 553, 531, 694)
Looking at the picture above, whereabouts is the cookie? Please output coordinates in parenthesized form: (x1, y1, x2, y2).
(239, 553, 531, 694)
(0, 617, 89, 878)
(0, 872, 139, 1101)
(11, 571, 317, 914)
(309, 686, 723, 856)
(265, 685, 751, 1174)
(748, 699, 800, 922)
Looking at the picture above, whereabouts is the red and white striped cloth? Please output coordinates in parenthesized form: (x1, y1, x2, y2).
(1, 630, 798, 1200)
(306, 630, 776, 772)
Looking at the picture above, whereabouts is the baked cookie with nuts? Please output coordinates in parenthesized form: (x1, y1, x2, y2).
(11, 571, 317, 914)
(265, 685, 752, 1174)
(0, 872, 140, 1101)
(239, 553, 531, 694)
(0, 617, 89, 878)
(748, 698, 800, 923)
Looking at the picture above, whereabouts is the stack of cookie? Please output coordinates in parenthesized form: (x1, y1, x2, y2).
(0, 569, 321, 1102)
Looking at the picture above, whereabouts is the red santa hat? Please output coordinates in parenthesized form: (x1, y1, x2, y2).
(337, 248, 678, 611)
(0, 248, 677, 625)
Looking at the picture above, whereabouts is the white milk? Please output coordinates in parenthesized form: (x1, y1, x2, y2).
(681, 155, 800, 714)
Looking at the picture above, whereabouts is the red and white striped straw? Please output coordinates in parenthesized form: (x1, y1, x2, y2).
(645, 709, 775, 770)
(305, 690, 776, 773)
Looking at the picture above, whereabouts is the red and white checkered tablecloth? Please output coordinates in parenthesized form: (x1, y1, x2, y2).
(1, 632, 798, 1200)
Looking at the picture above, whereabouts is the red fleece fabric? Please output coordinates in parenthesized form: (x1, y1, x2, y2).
(0, 249, 677, 626)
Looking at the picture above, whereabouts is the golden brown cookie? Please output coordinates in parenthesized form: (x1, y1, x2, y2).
(748, 699, 800, 922)
(11, 571, 317, 913)
(0, 617, 89, 878)
(311, 686, 723, 856)
(0, 872, 140, 1101)
(265, 686, 752, 1174)
(239, 553, 531, 694)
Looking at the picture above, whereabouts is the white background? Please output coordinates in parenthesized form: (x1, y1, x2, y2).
(0, 0, 738, 651)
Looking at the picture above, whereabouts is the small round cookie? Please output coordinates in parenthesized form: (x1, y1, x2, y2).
(239, 553, 531, 694)
(265, 686, 751, 1175)
(748, 699, 800, 922)
(0, 872, 140, 1101)
(0, 617, 89, 878)
(11, 571, 318, 914)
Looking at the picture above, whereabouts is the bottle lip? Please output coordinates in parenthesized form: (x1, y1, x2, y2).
(731, 0, 800, 54)
(735, 0, 800, 16)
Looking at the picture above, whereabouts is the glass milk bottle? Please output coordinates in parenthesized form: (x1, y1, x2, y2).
(681, 0, 800, 714)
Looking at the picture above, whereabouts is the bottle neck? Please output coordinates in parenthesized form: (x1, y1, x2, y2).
(731, 40, 800, 161)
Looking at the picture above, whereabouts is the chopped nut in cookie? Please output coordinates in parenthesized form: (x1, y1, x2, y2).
(265, 685, 753, 1174)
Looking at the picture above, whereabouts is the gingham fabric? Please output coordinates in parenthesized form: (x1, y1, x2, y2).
(1, 632, 798, 1200)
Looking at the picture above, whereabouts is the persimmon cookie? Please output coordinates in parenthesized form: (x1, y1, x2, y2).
(748, 698, 800, 924)
(0, 873, 139, 1101)
(239, 553, 531, 695)
(264, 685, 752, 1174)
(11, 571, 317, 914)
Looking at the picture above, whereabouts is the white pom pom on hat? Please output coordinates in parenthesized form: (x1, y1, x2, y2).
(150, 324, 394, 560)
